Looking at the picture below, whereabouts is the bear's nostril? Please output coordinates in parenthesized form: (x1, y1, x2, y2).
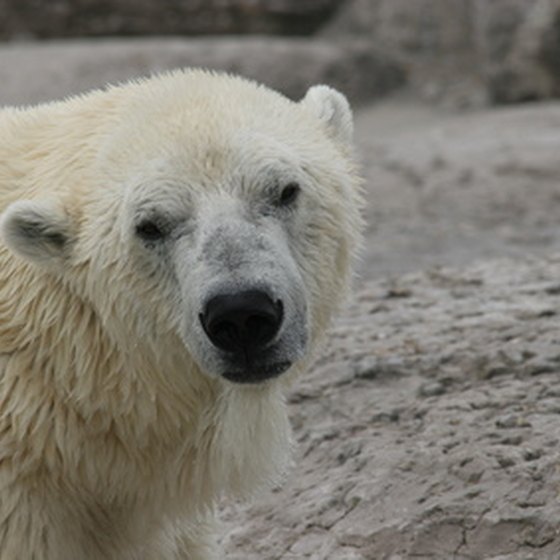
(209, 320, 240, 353)
(200, 290, 283, 355)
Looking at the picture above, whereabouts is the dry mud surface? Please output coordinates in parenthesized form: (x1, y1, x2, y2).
(222, 257, 560, 559)
(355, 100, 560, 278)
(220, 102, 560, 558)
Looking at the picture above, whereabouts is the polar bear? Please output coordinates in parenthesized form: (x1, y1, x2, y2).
(0, 69, 362, 559)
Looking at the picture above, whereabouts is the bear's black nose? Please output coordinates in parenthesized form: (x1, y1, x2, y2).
(200, 290, 283, 356)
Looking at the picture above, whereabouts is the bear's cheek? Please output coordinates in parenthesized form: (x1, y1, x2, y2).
(284, 210, 351, 341)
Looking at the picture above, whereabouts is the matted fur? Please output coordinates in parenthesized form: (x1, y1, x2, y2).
(0, 70, 362, 559)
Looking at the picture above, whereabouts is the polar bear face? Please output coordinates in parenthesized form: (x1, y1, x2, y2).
(120, 140, 311, 384)
(0, 73, 362, 386)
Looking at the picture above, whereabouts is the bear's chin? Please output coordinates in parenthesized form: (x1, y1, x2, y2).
(221, 360, 292, 384)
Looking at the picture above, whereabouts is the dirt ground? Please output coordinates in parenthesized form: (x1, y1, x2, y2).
(220, 100, 560, 559)
(354, 99, 560, 278)
(222, 257, 560, 559)
(2, 44, 560, 558)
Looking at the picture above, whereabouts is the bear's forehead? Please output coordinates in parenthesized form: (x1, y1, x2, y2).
(96, 77, 332, 196)
(109, 77, 319, 161)
(102, 117, 311, 194)
(126, 141, 301, 198)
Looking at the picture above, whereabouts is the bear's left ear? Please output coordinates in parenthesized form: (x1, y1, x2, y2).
(301, 85, 354, 147)
(0, 200, 72, 266)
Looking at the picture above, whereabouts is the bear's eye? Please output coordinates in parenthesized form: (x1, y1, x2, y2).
(135, 219, 166, 242)
(277, 182, 300, 207)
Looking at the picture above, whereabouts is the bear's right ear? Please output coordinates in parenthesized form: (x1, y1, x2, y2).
(301, 85, 354, 147)
(0, 200, 72, 266)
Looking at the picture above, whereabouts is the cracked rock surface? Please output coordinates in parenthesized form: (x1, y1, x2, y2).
(222, 257, 560, 559)
(220, 102, 560, 558)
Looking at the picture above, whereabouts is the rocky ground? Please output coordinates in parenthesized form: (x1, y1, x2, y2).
(218, 100, 560, 559)
(222, 257, 560, 559)
(2, 35, 560, 559)
(355, 99, 560, 278)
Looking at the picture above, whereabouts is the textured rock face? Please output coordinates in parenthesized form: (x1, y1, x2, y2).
(0, 0, 343, 39)
(217, 99, 560, 559)
(221, 257, 560, 559)
(324, 0, 560, 105)
(0, 38, 405, 107)
(481, 0, 560, 103)
(2, 1, 559, 106)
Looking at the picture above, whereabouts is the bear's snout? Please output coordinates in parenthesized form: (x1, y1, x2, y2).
(199, 289, 288, 382)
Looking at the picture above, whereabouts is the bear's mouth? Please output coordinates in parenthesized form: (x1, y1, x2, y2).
(221, 360, 292, 384)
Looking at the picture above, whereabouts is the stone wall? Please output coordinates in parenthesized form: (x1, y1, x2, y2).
(324, 0, 560, 105)
(1, 0, 560, 106)
(0, 0, 343, 39)
(222, 256, 560, 558)
(0, 38, 405, 107)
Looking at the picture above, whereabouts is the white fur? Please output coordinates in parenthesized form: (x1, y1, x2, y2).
(0, 69, 362, 559)
(0, 199, 71, 265)
(301, 84, 354, 146)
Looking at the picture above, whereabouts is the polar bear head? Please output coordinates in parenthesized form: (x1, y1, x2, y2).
(0, 70, 362, 387)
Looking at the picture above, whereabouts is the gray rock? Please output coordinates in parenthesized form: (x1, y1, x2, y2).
(0, 38, 405, 107)
(483, 0, 560, 103)
(324, 0, 560, 105)
(418, 380, 446, 397)
(0, 0, 343, 39)
(221, 256, 560, 558)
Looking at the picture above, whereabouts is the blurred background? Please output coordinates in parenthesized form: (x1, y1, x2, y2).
(2, 0, 560, 278)
(1, 0, 559, 108)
